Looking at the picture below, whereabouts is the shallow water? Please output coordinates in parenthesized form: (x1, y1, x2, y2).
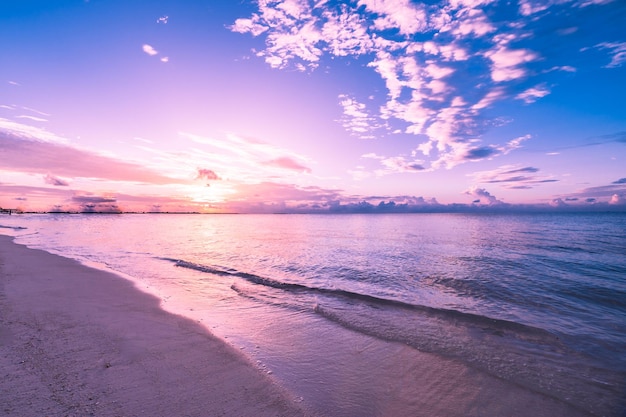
(2, 213, 625, 416)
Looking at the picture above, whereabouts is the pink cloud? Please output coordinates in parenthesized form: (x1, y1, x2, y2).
(0, 130, 184, 184)
(609, 194, 624, 205)
(448, 8, 495, 38)
(485, 43, 538, 82)
(360, 0, 429, 36)
(44, 174, 70, 186)
(516, 84, 551, 104)
(265, 157, 312, 173)
(196, 168, 221, 181)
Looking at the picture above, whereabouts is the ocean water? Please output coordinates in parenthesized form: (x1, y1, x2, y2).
(1, 213, 625, 416)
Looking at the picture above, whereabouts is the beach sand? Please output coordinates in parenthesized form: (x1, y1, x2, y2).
(0, 234, 600, 417)
(0, 235, 309, 417)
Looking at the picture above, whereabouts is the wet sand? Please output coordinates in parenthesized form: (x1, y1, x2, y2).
(0, 235, 309, 417)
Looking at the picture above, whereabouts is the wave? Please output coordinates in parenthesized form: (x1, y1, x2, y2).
(0, 224, 28, 230)
(170, 258, 626, 415)
(171, 259, 554, 341)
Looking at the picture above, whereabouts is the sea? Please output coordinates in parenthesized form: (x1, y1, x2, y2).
(1, 213, 625, 416)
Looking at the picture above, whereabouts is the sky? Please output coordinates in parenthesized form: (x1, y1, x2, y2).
(1, 0, 625, 213)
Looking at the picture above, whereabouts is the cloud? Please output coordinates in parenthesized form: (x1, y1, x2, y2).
(142, 44, 168, 63)
(463, 146, 498, 160)
(0, 118, 68, 143)
(0, 126, 184, 185)
(72, 193, 121, 213)
(221, 182, 341, 213)
(594, 42, 626, 68)
(484, 36, 538, 82)
(16, 115, 48, 122)
(502, 166, 540, 174)
(218, 181, 451, 213)
(361, 0, 429, 36)
(22, 106, 51, 117)
(338, 94, 382, 139)
(358, 153, 426, 176)
(44, 174, 70, 187)
(325, 197, 442, 213)
(550, 198, 567, 208)
(72, 193, 116, 204)
(519, 0, 614, 15)
(232, 0, 619, 174)
(142, 44, 158, 56)
(559, 179, 626, 203)
(516, 84, 550, 104)
(593, 131, 626, 144)
(196, 168, 221, 181)
(433, 134, 531, 169)
(181, 132, 313, 181)
(376, 156, 425, 175)
(465, 186, 504, 205)
(472, 164, 558, 189)
(609, 194, 624, 205)
(265, 157, 312, 173)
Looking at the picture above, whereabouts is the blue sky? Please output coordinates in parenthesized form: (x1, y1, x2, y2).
(1, 0, 625, 213)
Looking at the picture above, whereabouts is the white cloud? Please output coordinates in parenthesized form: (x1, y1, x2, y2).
(446, 7, 495, 38)
(338, 94, 380, 139)
(472, 87, 506, 110)
(484, 36, 538, 82)
(516, 84, 550, 103)
(16, 115, 48, 122)
(378, 156, 425, 174)
(142, 44, 158, 56)
(576, 0, 615, 7)
(321, 8, 374, 56)
(546, 65, 576, 73)
(142, 44, 169, 63)
(595, 42, 626, 68)
(230, 0, 616, 174)
(22, 106, 50, 116)
(0, 118, 67, 144)
(359, 0, 429, 36)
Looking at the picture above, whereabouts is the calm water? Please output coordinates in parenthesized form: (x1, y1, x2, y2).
(2, 213, 625, 416)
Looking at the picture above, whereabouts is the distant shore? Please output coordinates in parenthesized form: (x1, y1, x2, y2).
(0, 235, 308, 417)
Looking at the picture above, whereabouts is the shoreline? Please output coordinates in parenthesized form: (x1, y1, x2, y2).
(0, 231, 609, 417)
(0, 235, 310, 417)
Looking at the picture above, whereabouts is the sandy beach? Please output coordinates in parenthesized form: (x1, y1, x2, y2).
(0, 235, 309, 417)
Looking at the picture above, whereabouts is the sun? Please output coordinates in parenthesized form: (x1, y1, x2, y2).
(186, 182, 234, 205)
